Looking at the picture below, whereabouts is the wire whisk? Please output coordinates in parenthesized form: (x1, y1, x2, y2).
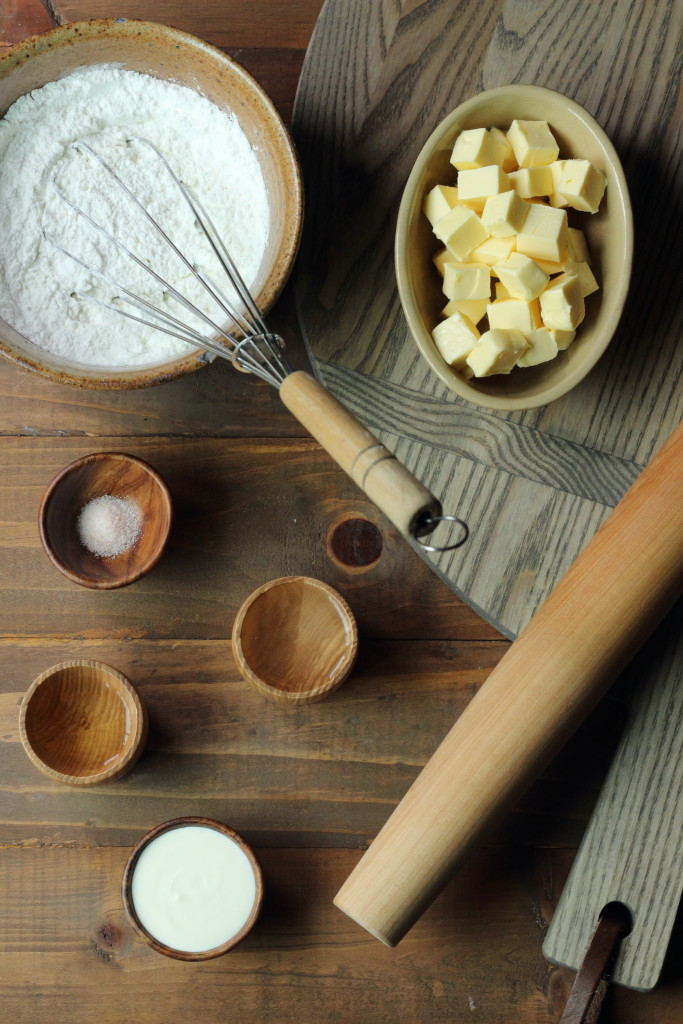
(47, 137, 467, 553)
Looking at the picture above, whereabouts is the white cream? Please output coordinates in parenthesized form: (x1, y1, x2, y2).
(130, 825, 258, 953)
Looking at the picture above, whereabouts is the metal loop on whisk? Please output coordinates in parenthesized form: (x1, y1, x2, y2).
(413, 514, 469, 553)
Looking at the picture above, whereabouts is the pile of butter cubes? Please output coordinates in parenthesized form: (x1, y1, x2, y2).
(424, 120, 605, 377)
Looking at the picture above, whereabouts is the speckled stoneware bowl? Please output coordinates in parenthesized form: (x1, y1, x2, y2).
(0, 19, 303, 389)
(396, 85, 633, 411)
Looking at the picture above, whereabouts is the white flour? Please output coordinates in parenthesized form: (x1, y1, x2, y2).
(0, 66, 270, 367)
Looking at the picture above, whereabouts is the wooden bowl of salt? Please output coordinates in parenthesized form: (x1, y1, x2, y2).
(232, 576, 359, 704)
(38, 451, 171, 589)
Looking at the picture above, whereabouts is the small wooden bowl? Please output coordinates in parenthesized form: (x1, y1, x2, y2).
(19, 659, 148, 786)
(232, 576, 359, 704)
(122, 817, 263, 961)
(39, 451, 172, 589)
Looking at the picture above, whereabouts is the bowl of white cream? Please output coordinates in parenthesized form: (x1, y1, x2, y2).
(0, 19, 302, 388)
(123, 817, 264, 960)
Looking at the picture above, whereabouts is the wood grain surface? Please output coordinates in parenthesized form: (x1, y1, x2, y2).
(0, 1, 681, 1022)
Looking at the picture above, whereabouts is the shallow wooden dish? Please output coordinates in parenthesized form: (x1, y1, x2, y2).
(39, 451, 172, 589)
(0, 18, 303, 389)
(232, 576, 359, 704)
(19, 659, 148, 786)
(395, 84, 633, 411)
(122, 816, 263, 961)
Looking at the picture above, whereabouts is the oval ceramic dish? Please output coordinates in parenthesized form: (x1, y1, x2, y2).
(122, 817, 263, 961)
(19, 659, 148, 786)
(0, 18, 303, 389)
(395, 84, 633, 411)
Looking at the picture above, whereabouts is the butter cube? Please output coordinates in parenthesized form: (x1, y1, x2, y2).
(533, 255, 567, 275)
(433, 205, 488, 259)
(495, 280, 511, 300)
(508, 166, 553, 198)
(433, 248, 457, 275)
(487, 298, 542, 332)
(423, 185, 459, 226)
(517, 327, 559, 367)
(457, 165, 510, 209)
(567, 227, 591, 264)
(471, 235, 516, 265)
(443, 262, 491, 300)
(507, 120, 560, 168)
(451, 128, 508, 170)
(481, 189, 526, 237)
(466, 328, 529, 376)
(551, 327, 576, 351)
(565, 259, 599, 297)
(493, 252, 549, 302)
(442, 298, 489, 324)
(517, 203, 568, 263)
(489, 126, 517, 172)
(548, 161, 569, 207)
(432, 310, 480, 371)
(553, 159, 606, 213)
(539, 272, 585, 330)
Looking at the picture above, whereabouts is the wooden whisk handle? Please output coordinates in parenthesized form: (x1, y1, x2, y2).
(279, 371, 443, 541)
(334, 419, 683, 947)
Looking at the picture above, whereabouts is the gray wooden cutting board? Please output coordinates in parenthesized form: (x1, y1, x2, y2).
(292, 0, 683, 992)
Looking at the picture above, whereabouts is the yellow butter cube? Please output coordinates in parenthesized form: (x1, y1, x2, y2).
(432, 310, 480, 371)
(493, 252, 549, 302)
(442, 298, 489, 324)
(533, 255, 567, 274)
(553, 159, 606, 213)
(551, 327, 576, 351)
(481, 189, 526, 237)
(466, 328, 529, 376)
(548, 161, 569, 207)
(565, 259, 599, 297)
(539, 272, 585, 330)
(433, 248, 457, 275)
(433, 205, 489, 259)
(517, 203, 568, 263)
(489, 126, 517, 172)
(495, 280, 511, 300)
(423, 185, 459, 226)
(567, 227, 591, 264)
(507, 120, 559, 168)
(457, 165, 510, 209)
(443, 262, 491, 301)
(517, 327, 559, 367)
(508, 166, 553, 198)
(451, 128, 508, 170)
(471, 235, 516, 266)
(487, 298, 542, 332)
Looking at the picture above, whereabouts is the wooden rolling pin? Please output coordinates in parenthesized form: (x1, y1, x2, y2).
(334, 420, 683, 947)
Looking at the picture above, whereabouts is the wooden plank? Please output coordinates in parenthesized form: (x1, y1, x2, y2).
(0, 0, 54, 49)
(0, 435, 498, 641)
(50, 0, 323, 49)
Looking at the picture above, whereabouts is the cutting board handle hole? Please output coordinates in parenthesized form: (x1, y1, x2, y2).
(599, 900, 634, 937)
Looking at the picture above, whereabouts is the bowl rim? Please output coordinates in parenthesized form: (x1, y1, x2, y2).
(38, 450, 173, 589)
(395, 83, 634, 411)
(0, 17, 304, 390)
(121, 816, 264, 960)
(231, 575, 359, 703)
(18, 658, 148, 786)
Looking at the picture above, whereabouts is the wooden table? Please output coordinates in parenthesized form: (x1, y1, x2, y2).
(0, 2, 680, 1022)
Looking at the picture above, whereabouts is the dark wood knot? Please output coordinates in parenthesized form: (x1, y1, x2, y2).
(327, 518, 382, 569)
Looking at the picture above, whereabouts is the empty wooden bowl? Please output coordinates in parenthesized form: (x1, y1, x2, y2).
(395, 84, 633, 410)
(19, 659, 148, 786)
(232, 576, 359, 704)
(39, 451, 172, 589)
(122, 817, 263, 960)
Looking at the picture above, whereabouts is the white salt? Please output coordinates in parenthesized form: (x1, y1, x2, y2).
(77, 495, 142, 558)
(0, 66, 270, 367)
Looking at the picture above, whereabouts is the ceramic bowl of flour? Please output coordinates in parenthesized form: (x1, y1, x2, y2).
(0, 19, 303, 389)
